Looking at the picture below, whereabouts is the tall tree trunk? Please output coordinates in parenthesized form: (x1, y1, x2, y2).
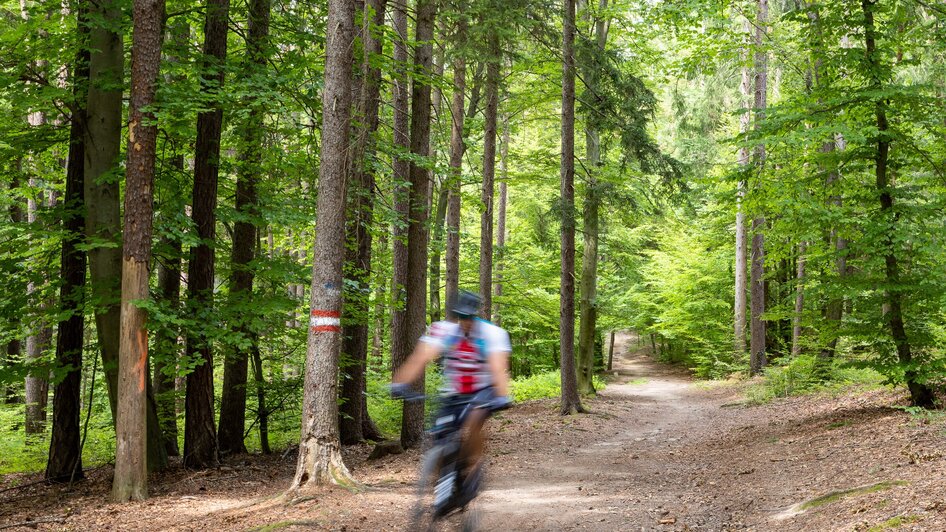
(494, 115, 509, 325)
(389, 0, 414, 447)
(340, 0, 387, 445)
(25, 185, 52, 434)
(45, 21, 88, 481)
(290, 0, 356, 489)
(84, 0, 123, 421)
(479, 29, 500, 319)
(400, 0, 437, 449)
(184, 0, 230, 469)
(113, 0, 164, 499)
(791, 242, 806, 357)
(748, 0, 768, 376)
(444, 13, 467, 315)
(152, 21, 188, 458)
(734, 17, 751, 359)
(861, 0, 933, 407)
(577, 0, 608, 395)
(219, 0, 270, 457)
(560, 0, 583, 415)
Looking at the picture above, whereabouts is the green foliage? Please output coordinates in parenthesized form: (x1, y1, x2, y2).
(745, 355, 886, 405)
(510, 370, 606, 402)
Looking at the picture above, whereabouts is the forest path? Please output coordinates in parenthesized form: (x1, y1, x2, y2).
(478, 331, 732, 531)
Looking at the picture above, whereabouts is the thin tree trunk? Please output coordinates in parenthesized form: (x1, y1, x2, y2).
(250, 342, 270, 453)
(340, 0, 387, 445)
(152, 21, 187, 458)
(25, 186, 52, 434)
(389, 0, 413, 447)
(444, 13, 467, 315)
(113, 0, 164, 500)
(861, 0, 933, 407)
(153, 238, 181, 457)
(184, 0, 230, 469)
(290, 0, 356, 489)
(401, 0, 437, 449)
(479, 29, 500, 319)
(428, 183, 448, 323)
(749, 0, 768, 376)
(791, 242, 806, 357)
(560, 0, 583, 415)
(734, 17, 751, 359)
(45, 27, 89, 481)
(494, 115, 509, 325)
(607, 330, 615, 371)
(219, 0, 270, 457)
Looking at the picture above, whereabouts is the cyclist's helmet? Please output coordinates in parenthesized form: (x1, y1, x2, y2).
(451, 290, 481, 319)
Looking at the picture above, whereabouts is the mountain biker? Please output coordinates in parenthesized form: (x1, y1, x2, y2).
(391, 290, 512, 480)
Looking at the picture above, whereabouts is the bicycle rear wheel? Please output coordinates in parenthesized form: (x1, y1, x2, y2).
(408, 445, 446, 532)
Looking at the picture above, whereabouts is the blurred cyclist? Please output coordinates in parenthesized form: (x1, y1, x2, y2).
(391, 290, 512, 476)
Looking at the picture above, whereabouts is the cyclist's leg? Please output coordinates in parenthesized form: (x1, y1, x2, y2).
(459, 407, 489, 474)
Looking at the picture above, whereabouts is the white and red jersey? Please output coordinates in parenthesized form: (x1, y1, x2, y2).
(420, 318, 511, 395)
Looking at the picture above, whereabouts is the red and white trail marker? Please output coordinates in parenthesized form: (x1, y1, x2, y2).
(310, 309, 341, 333)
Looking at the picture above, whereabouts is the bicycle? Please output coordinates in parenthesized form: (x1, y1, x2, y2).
(399, 389, 504, 532)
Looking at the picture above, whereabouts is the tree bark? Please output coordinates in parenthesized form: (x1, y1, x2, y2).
(84, 0, 123, 420)
(45, 28, 89, 482)
(734, 17, 751, 359)
(479, 28, 500, 319)
(291, 0, 356, 489)
(494, 115, 509, 325)
(389, 0, 414, 447)
(219, 0, 270, 457)
(184, 0, 230, 469)
(748, 0, 768, 376)
(153, 238, 181, 457)
(444, 14, 468, 316)
(560, 0, 583, 415)
(340, 0, 387, 445)
(577, 0, 608, 395)
(401, 0, 437, 449)
(113, 0, 164, 500)
(861, 0, 933, 407)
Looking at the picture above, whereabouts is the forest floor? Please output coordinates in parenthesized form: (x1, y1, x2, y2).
(2, 333, 946, 531)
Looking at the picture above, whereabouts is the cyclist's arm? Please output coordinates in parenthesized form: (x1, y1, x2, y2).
(393, 340, 439, 385)
(488, 350, 510, 397)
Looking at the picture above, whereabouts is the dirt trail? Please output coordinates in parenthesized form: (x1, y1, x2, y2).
(480, 331, 730, 530)
(2, 331, 945, 531)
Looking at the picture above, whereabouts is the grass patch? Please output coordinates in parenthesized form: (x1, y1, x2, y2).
(868, 514, 921, 531)
(798, 481, 907, 511)
(510, 370, 606, 402)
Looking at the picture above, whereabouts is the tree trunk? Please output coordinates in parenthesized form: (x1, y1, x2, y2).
(734, 17, 751, 359)
(861, 0, 933, 408)
(340, 0, 387, 445)
(494, 115, 509, 325)
(184, 0, 230, 469)
(152, 21, 188, 458)
(219, 0, 270, 458)
(560, 0, 583, 415)
(748, 0, 767, 376)
(45, 30, 89, 482)
(153, 238, 181, 457)
(444, 14, 467, 315)
(84, 0, 123, 421)
(479, 29, 500, 319)
(401, 0, 437, 449)
(428, 182, 448, 323)
(389, 0, 414, 447)
(607, 330, 615, 371)
(113, 0, 164, 500)
(291, 0, 356, 489)
(791, 242, 806, 357)
(250, 343, 270, 453)
(25, 184, 52, 434)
